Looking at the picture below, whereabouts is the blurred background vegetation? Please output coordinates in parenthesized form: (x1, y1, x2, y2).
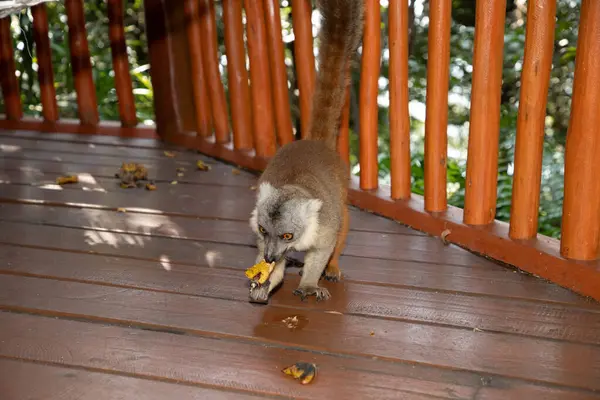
(0, 0, 581, 239)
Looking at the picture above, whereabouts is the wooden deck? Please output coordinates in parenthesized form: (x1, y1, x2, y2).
(0, 131, 599, 399)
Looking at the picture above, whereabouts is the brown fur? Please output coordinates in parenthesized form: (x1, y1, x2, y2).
(306, 0, 365, 150)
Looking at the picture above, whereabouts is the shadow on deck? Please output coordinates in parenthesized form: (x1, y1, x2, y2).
(0, 131, 599, 399)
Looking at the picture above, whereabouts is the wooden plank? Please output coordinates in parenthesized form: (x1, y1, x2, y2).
(1, 276, 599, 390)
(1, 244, 599, 343)
(0, 136, 203, 162)
(0, 130, 164, 148)
(0, 197, 582, 298)
(0, 119, 159, 139)
(0, 156, 257, 188)
(0, 359, 255, 400)
(0, 312, 489, 400)
(0, 176, 421, 235)
(0, 218, 589, 307)
(476, 384, 600, 400)
(0, 200, 501, 267)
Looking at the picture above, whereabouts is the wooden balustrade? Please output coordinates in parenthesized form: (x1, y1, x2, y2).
(185, 0, 213, 138)
(560, 0, 600, 261)
(65, 0, 99, 125)
(0, 0, 599, 300)
(198, 0, 230, 144)
(359, 0, 381, 191)
(243, 0, 276, 157)
(263, 0, 294, 146)
(107, 0, 137, 128)
(290, 0, 315, 138)
(0, 17, 22, 121)
(463, 0, 507, 225)
(222, 0, 252, 149)
(423, 0, 451, 212)
(31, 4, 58, 122)
(509, 0, 556, 240)
(388, 0, 411, 200)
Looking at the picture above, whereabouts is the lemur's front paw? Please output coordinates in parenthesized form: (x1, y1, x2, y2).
(293, 286, 331, 302)
(248, 281, 270, 304)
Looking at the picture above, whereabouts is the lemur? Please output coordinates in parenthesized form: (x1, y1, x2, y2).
(248, 0, 364, 303)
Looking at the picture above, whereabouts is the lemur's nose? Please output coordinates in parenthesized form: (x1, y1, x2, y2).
(264, 253, 277, 263)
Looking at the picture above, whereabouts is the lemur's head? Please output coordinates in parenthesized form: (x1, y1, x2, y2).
(249, 182, 322, 263)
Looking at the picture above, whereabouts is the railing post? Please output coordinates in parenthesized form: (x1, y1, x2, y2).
(65, 0, 100, 126)
(359, 0, 381, 191)
(290, 0, 315, 138)
(263, 0, 294, 146)
(463, 0, 507, 225)
(424, 0, 451, 211)
(560, 0, 600, 260)
(389, 0, 411, 200)
(184, 0, 213, 138)
(509, 0, 556, 240)
(198, 0, 231, 144)
(143, 0, 196, 137)
(0, 17, 22, 121)
(108, 0, 138, 127)
(222, 0, 253, 149)
(243, 0, 277, 157)
(31, 4, 59, 122)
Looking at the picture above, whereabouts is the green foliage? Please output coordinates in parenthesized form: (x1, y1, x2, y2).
(3, 0, 154, 122)
(1, 0, 581, 239)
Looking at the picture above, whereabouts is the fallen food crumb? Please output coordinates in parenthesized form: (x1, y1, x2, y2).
(250, 185, 257, 191)
(232, 168, 241, 175)
(164, 151, 176, 158)
(282, 362, 317, 385)
(116, 162, 148, 188)
(145, 182, 157, 191)
(117, 208, 127, 213)
(56, 175, 78, 185)
(196, 160, 211, 171)
(282, 316, 299, 329)
(170, 180, 178, 185)
(370, 331, 375, 336)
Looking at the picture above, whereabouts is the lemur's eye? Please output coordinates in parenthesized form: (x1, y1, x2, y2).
(258, 225, 267, 234)
(282, 233, 293, 241)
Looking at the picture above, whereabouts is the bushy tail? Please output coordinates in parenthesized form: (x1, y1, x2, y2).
(305, 0, 364, 150)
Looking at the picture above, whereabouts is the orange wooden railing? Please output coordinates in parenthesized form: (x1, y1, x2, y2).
(0, 0, 599, 301)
